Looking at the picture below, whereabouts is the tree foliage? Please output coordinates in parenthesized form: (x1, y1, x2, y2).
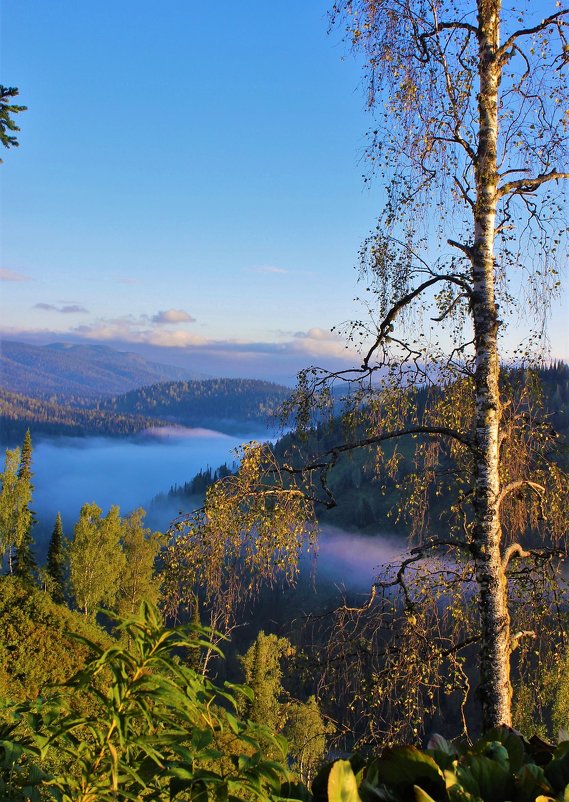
(279, 0, 569, 735)
(0, 85, 26, 161)
(161, 442, 317, 660)
(116, 508, 163, 618)
(68, 503, 127, 618)
(2, 602, 290, 802)
(240, 631, 333, 785)
(46, 512, 66, 604)
(0, 445, 32, 575)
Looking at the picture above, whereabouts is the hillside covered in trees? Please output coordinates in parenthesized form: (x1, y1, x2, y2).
(0, 378, 292, 442)
(155, 363, 569, 534)
(99, 378, 291, 429)
(0, 340, 195, 398)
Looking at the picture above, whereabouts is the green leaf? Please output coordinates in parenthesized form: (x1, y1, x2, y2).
(544, 750, 569, 794)
(462, 755, 512, 802)
(515, 763, 554, 802)
(373, 746, 446, 801)
(328, 760, 363, 802)
(476, 728, 525, 772)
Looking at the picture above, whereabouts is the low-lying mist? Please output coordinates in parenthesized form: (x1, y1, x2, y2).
(20, 429, 244, 547)
(4, 429, 407, 588)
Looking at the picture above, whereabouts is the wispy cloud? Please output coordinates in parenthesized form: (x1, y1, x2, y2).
(1, 268, 30, 282)
(247, 265, 288, 275)
(0, 323, 358, 370)
(116, 277, 143, 285)
(34, 303, 89, 314)
(152, 309, 196, 324)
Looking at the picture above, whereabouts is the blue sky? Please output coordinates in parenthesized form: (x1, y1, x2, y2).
(1, 0, 567, 382)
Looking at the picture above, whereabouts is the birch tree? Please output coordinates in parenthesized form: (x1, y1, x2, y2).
(289, 0, 568, 732)
(69, 503, 126, 618)
(0, 447, 32, 575)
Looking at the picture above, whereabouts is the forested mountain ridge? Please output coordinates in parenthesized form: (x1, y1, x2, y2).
(158, 364, 569, 533)
(99, 378, 291, 429)
(0, 340, 197, 398)
(0, 378, 292, 441)
(0, 386, 167, 441)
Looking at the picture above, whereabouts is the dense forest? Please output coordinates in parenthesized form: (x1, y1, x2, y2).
(98, 378, 292, 428)
(1, 365, 568, 799)
(0, 378, 292, 441)
(0, 386, 167, 440)
(155, 364, 569, 534)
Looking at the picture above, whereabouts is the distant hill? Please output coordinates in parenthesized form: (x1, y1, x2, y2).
(100, 378, 291, 432)
(0, 378, 292, 442)
(0, 386, 167, 441)
(0, 340, 198, 399)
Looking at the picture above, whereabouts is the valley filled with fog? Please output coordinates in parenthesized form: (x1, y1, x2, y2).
(3, 428, 404, 589)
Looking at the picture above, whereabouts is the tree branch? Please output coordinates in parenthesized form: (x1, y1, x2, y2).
(510, 630, 537, 652)
(431, 293, 470, 321)
(418, 20, 480, 61)
(498, 10, 569, 58)
(502, 542, 532, 571)
(282, 426, 476, 484)
(497, 169, 569, 199)
(448, 239, 473, 258)
(497, 479, 545, 509)
(362, 275, 473, 368)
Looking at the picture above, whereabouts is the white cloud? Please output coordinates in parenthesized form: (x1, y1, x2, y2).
(290, 327, 354, 358)
(34, 303, 89, 314)
(247, 265, 288, 275)
(152, 309, 196, 324)
(72, 318, 206, 348)
(1, 268, 30, 282)
(1, 320, 357, 363)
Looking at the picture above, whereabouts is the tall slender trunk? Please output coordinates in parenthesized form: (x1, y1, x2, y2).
(471, 0, 512, 728)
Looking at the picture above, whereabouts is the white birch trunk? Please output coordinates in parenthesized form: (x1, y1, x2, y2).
(471, 0, 512, 728)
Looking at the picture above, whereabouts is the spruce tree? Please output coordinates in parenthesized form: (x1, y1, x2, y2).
(47, 512, 66, 604)
(13, 430, 37, 584)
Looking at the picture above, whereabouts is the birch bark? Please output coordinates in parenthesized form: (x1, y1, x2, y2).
(471, 0, 512, 727)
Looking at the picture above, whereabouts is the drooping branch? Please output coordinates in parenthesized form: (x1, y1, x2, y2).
(361, 275, 473, 369)
(431, 292, 470, 322)
(283, 425, 476, 481)
(497, 479, 545, 509)
(418, 20, 480, 61)
(497, 169, 569, 198)
(498, 9, 569, 59)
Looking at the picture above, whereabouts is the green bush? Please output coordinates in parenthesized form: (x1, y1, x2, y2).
(320, 727, 569, 802)
(1, 602, 290, 801)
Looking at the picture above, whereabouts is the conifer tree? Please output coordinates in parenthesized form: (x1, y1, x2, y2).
(0, 85, 26, 162)
(46, 512, 66, 604)
(13, 430, 37, 584)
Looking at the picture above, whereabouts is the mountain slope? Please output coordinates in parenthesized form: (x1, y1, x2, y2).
(0, 386, 166, 440)
(100, 378, 291, 431)
(0, 340, 198, 398)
